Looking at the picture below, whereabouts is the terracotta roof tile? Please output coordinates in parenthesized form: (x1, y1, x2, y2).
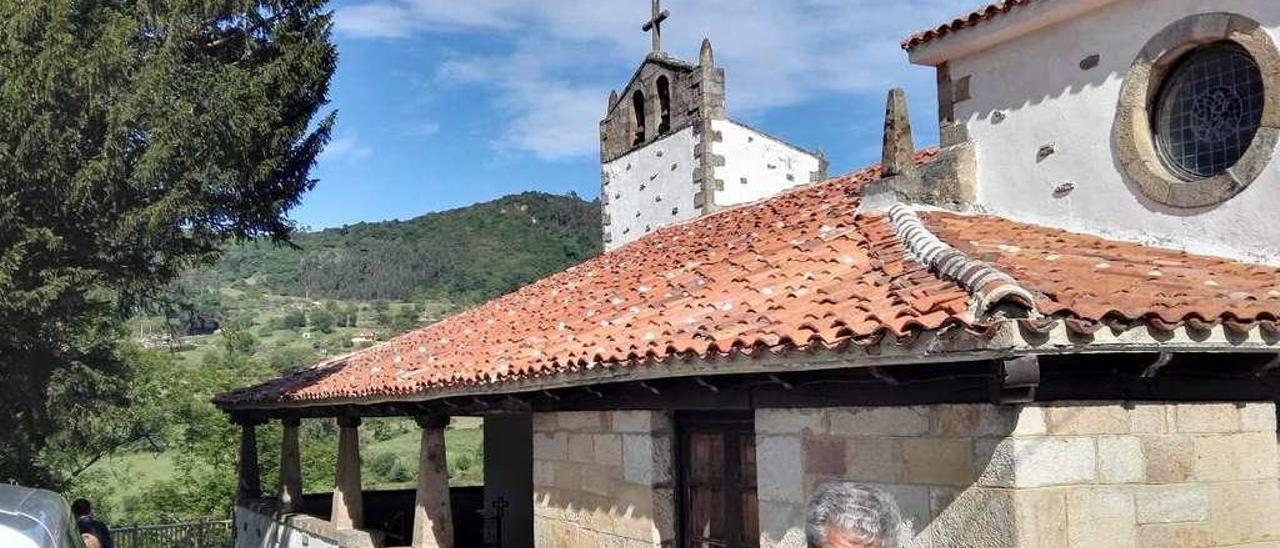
(216, 152, 973, 406)
(922, 212, 1280, 329)
(216, 150, 1280, 408)
(902, 0, 1036, 51)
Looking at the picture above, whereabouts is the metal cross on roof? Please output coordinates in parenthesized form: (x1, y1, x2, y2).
(641, 0, 670, 54)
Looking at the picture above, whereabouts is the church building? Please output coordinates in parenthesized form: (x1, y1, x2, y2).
(216, 1, 1280, 547)
(598, 2, 826, 250)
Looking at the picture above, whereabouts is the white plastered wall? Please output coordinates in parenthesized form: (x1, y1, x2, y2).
(234, 505, 342, 548)
(601, 127, 699, 250)
(711, 119, 823, 208)
(948, 0, 1280, 264)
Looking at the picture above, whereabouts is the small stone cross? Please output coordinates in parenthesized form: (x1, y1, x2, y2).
(641, 0, 670, 54)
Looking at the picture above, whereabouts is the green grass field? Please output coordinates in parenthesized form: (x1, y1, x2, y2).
(101, 290, 485, 521)
(90, 417, 485, 510)
(359, 417, 484, 491)
(88, 452, 180, 512)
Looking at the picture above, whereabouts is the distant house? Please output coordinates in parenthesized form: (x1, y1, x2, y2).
(350, 330, 378, 346)
(136, 333, 177, 349)
(215, 2, 1280, 547)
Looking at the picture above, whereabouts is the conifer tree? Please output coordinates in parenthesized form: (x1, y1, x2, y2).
(0, 0, 336, 485)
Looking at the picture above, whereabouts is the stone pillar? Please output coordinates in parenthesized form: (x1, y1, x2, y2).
(412, 414, 454, 548)
(882, 87, 917, 179)
(236, 417, 263, 500)
(332, 416, 363, 530)
(279, 417, 303, 513)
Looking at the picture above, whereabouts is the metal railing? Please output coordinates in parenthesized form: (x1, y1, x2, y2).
(113, 519, 233, 548)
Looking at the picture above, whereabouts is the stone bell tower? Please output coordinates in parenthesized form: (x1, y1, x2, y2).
(599, 0, 827, 250)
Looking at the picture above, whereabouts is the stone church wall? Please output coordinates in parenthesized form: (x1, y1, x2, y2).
(756, 401, 1280, 547)
(601, 127, 699, 249)
(945, 0, 1280, 265)
(532, 410, 676, 547)
(710, 119, 825, 208)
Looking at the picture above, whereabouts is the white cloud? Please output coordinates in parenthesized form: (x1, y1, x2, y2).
(337, 0, 977, 159)
(407, 121, 441, 137)
(497, 81, 610, 161)
(322, 131, 374, 161)
(335, 3, 418, 38)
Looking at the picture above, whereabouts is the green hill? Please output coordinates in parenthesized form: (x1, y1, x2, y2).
(216, 191, 602, 303)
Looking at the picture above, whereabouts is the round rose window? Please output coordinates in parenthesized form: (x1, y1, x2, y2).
(1152, 42, 1266, 180)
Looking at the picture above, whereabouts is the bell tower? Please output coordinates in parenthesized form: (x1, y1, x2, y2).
(599, 1, 826, 250)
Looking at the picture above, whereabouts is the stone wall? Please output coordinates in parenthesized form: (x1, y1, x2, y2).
(756, 401, 1280, 548)
(600, 127, 700, 250)
(532, 410, 676, 547)
(234, 500, 372, 548)
(709, 119, 825, 209)
(943, 0, 1280, 265)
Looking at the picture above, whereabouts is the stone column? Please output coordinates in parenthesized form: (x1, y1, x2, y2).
(411, 414, 454, 548)
(279, 417, 303, 513)
(236, 417, 263, 500)
(881, 88, 917, 179)
(332, 416, 364, 530)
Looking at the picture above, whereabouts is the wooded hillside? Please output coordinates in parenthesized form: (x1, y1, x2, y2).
(217, 192, 602, 303)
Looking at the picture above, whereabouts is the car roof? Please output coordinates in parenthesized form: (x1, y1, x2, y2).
(0, 485, 77, 548)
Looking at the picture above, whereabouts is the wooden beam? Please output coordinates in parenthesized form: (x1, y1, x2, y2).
(226, 352, 1280, 418)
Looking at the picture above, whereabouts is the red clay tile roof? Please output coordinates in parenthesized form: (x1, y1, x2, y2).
(902, 0, 1036, 51)
(215, 151, 1280, 408)
(924, 213, 1280, 334)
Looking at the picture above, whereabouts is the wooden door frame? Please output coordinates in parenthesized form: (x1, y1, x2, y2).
(674, 411, 757, 548)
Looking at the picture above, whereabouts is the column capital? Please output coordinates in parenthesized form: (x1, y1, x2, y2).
(337, 416, 362, 428)
(413, 413, 450, 430)
(231, 414, 267, 427)
(281, 416, 302, 428)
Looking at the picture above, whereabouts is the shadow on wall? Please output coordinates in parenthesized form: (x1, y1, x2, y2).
(532, 466, 670, 548)
(533, 487, 667, 547)
(236, 488, 485, 548)
(531, 411, 673, 547)
(760, 401, 1280, 547)
(949, 5, 1275, 218)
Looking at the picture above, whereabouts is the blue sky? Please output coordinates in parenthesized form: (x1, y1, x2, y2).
(297, 0, 975, 230)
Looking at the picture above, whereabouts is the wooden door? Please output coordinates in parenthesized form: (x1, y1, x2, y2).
(679, 413, 759, 548)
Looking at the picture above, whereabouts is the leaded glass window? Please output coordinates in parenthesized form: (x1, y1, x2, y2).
(1153, 42, 1265, 180)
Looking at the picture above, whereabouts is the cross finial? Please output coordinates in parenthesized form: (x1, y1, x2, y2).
(641, 0, 670, 54)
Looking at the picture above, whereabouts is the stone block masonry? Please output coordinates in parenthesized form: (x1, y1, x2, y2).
(532, 411, 676, 548)
(756, 401, 1280, 548)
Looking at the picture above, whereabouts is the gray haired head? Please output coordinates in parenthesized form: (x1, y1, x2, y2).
(805, 482, 903, 548)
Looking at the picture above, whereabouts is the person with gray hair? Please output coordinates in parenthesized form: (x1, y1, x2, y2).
(805, 481, 904, 548)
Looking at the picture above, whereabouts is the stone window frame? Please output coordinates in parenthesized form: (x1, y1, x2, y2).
(1114, 13, 1280, 208)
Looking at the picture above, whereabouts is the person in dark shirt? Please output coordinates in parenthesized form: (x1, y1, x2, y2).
(71, 499, 115, 548)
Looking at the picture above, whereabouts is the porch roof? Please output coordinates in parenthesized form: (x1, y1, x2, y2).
(214, 151, 1280, 410)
